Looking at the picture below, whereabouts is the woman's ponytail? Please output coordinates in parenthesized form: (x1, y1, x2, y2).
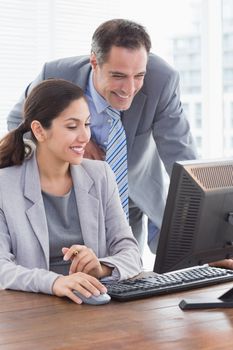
(0, 122, 30, 168)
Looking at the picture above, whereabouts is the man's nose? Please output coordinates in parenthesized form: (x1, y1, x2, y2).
(122, 78, 136, 95)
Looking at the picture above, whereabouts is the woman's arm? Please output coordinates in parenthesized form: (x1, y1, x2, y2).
(98, 162, 143, 280)
(0, 208, 107, 301)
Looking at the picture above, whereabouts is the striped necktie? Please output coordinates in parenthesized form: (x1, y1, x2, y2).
(105, 106, 129, 219)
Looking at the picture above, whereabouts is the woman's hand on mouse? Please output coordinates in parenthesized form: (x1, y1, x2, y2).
(52, 271, 107, 304)
(62, 245, 113, 278)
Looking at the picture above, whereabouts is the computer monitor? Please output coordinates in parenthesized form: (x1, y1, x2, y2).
(154, 158, 233, 274)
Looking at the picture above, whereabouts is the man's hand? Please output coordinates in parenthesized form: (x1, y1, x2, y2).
(209, 258, 233, 270)
(84, 139, 105, 160)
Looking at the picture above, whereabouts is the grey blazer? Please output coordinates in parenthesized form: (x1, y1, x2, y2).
(0, 152, 141, 294)
(7, 54, 197, 234)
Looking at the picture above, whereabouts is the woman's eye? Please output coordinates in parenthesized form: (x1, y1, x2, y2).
(67, 125, 77, 129)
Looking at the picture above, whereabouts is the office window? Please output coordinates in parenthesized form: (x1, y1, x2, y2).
(223, 0, 233, 156)
(195, 103, 202, 128)
(182, 103, 189, 115)
(231, 104, 233, 127)
(195, 136, 202, 148)
(0, 0, 120, 136)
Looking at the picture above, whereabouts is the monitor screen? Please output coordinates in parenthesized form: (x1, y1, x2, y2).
(154, 159, 233, 274)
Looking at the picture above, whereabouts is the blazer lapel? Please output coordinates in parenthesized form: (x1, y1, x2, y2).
(24, 153, 50, 267)
(122, 90, 147, 155)
(74, 59, 91, 90)
(71, 164, 100, 255)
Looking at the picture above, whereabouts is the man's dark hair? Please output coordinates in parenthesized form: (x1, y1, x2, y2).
(91, 19, 151, 65)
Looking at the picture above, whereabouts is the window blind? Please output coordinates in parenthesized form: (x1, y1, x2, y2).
(0, 0, 120, 137)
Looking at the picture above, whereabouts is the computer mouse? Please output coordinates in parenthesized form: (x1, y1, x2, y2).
(73, 290, 111, 305)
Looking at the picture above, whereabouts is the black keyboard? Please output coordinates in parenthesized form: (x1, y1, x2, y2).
(104, 266, 233, 301)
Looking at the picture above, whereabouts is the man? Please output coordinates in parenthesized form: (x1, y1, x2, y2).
(7, 19, 197, 254)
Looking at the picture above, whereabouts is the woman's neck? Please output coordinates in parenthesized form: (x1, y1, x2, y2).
(36, 149, 73, 196)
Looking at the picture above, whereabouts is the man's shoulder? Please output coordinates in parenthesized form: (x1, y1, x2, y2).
(43, 55, 90, 81)
(147, 53, 176, 74)
(143, 53, 178, 90)
(46, 55, 89, 68)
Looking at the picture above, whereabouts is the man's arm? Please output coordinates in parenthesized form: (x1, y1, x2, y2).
(7, 71, 45, 131)
(152, 69, 198, 176)
(7, 91, 26, 130)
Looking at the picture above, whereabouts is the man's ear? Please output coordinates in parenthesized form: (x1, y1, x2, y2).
(31, 120, 47, 142)
(90, 51, 98, 69)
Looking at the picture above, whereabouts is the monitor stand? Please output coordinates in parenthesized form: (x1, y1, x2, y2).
(179, 286, 233, 310)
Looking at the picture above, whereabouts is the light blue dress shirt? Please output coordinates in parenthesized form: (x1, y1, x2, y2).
(85, 71, 112, 151)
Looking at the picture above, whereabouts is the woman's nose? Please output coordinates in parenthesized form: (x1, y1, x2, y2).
(77, 125, 91, 143)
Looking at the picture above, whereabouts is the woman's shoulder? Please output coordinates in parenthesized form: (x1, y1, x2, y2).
(72, 159, 115, 184)
(0, 165, 24, 206)
(0, 141, 34, 181)
(80, 159, 112, 177)
(0, 162, 23, 177)
(0, 164, 24, 192)
(77, 160, 116, 196)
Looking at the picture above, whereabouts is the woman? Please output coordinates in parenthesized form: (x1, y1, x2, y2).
(0, 79, 142, 304)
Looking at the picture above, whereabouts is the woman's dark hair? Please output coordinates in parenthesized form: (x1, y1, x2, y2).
(0, 79, 85, 168)
(91, 19, 151, 65)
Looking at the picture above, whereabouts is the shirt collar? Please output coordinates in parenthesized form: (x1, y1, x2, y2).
(87, 70, 108, 114)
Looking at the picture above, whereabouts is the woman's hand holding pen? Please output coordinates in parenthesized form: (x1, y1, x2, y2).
(62, 245, 113, 279)
(52, 272, 107, 304)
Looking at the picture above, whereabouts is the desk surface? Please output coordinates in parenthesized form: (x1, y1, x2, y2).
(1, 283, 233, 350)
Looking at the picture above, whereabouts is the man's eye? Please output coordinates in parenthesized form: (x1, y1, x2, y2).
(135, 75, 145, 80)
(112, 75, 124, 79)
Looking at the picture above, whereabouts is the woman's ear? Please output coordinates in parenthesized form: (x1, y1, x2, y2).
(31, 120, 46, 142)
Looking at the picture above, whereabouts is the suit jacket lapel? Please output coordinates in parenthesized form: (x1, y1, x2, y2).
(71, 164, 99, 255)
(23, 153, 50, 267)
(122, 90, 147, 155)
(74, 59, 91, 90)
